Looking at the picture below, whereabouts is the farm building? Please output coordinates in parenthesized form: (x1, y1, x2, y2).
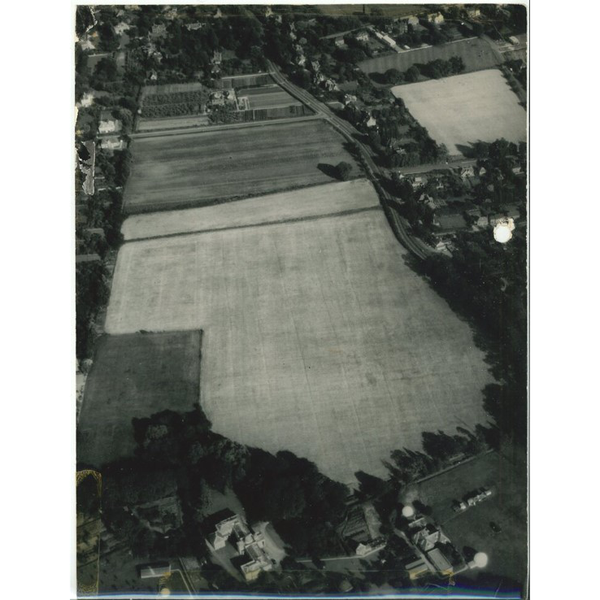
(426, 548, 453, 575)
(405, 557, 432, 580)
(138, 563, 171, 579)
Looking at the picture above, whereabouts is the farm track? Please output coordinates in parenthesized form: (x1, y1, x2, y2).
(268, 61, 430, 260)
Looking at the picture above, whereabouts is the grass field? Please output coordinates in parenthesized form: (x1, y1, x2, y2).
(358, 38, 502, 75)
(137, 114, 211, 132)
(77, 331, 201, 468)
(238, 84, 302, 110)
(391, 69, 526, 156)
(402, 449, 527, 590)
(122, 179, 379, 241)
(123, 120, 361, 213)
(107, 181, 492, 484)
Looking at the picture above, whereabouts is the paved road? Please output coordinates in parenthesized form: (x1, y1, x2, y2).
(268, 61, 431, 260)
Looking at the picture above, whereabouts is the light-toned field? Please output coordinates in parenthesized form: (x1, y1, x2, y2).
(358, 38, 501, 75)
(107, 181, 492, 484)
(391, 69, 526, 156)
(122, 179, 379, 241)
(123, 120, 360, 213)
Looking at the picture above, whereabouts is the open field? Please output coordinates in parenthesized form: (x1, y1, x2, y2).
(358, 38, 501, 75)
(107, 182, 492, 484)
(122, 179, 379, 241)
(123, 120, 361, 213)
(391, 69, 526, 156)
(403, 449, 527, 590)
(238, 84, 302, 110)
(137, 114, 211, 132)
(77, 331, 201, 468)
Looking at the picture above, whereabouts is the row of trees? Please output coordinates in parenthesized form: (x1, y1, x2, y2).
(371, 55, 465, 86)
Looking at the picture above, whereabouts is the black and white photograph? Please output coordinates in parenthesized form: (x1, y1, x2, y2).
(72, 3, 530, 598)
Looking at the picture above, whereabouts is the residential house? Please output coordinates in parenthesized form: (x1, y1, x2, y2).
(411, 523, 450, 552)
(185, 22, 206, 31)
(466, 7, 482, 19)
(355, 537, 386, 557)
(114, 21, 130, 36)
(334, 36, 346, 48)
(323, 78, 339, 92)
(355, 30, 370, 43)
(401, 15, 420, 27)
(99, 136, 126, 151)
(205, 511, 275, 582)
(459, 165, 476, 179)
(427, 12, 445, 25)
(98, 111, 122, 135)
(365, 114, 377, 128)
(411, 175, 427, 189)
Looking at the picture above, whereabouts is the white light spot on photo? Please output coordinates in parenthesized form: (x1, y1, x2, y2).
(494, 218, 515, 244)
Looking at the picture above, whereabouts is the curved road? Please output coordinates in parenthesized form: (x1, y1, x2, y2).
(268, 61, 430, 259)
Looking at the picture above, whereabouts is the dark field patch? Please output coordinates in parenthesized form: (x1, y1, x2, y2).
(77, 331, 202, 468)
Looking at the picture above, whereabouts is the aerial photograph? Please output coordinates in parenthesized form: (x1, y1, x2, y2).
(75, 3, 528, 598)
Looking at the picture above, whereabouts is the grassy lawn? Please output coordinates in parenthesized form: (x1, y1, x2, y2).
(358, 38, 502, 75)
(403, 447, 527, 591)
(77, 331, 201, 468)
(107, 182, 492, 484)
(391, 69, 526, 156)
(123, 120, 361, 213)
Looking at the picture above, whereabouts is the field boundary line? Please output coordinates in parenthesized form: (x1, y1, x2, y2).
(131, 113, 323, 139)
(123, 205, 383, 244)
(125, 178, 365, 216)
